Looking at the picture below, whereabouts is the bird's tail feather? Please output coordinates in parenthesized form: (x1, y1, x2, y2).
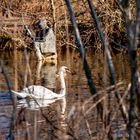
(11, 90, 27, 98)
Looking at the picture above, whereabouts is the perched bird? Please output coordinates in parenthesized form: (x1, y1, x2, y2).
(12, 66, 70, 100)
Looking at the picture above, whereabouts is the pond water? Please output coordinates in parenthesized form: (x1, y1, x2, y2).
(0, 47, 136, 139)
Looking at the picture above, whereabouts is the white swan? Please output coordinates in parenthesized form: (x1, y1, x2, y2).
(12, 66, 70, 100)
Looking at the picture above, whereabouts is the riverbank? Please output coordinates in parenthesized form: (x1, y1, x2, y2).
(0, 0, 134, 51)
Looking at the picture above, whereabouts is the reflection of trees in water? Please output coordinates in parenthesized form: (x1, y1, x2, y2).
(0, 48, 135, 139)
(35, 60, 57, 91)
(37, 98, 68, 140)
(15, 97, 67, 140)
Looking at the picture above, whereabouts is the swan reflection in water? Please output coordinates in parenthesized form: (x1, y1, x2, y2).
(14, 64, 70, 139)
(35, 60, 57, 89)
(17, 95, 66, 114)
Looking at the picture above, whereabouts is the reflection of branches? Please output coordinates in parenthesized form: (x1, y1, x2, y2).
(81, 82, 127, 138)
(0, 60, 15, 140)
(39, 106, 78, 139)
(18, 95, 76, 139)
(0, 60, 14, 104)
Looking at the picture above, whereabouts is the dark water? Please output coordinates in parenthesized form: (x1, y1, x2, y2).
(0, 48, 134, 139)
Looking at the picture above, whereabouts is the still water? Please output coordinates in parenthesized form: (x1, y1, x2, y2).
(0, 48, 132, 139)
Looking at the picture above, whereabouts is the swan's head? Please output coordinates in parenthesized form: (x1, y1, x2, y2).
(57, 66, 71, 78)
(59, 66, 71, 74)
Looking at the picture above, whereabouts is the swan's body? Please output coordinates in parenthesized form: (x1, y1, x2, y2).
(12, 66, 69, 100)
(12, 85, 64, 99)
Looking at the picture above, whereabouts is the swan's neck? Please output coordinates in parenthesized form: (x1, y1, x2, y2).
(59, 71, 66, 96)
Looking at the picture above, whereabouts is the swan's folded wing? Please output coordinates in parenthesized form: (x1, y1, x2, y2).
(33, 87, 60, 100)
(22, 85, 56, 99)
